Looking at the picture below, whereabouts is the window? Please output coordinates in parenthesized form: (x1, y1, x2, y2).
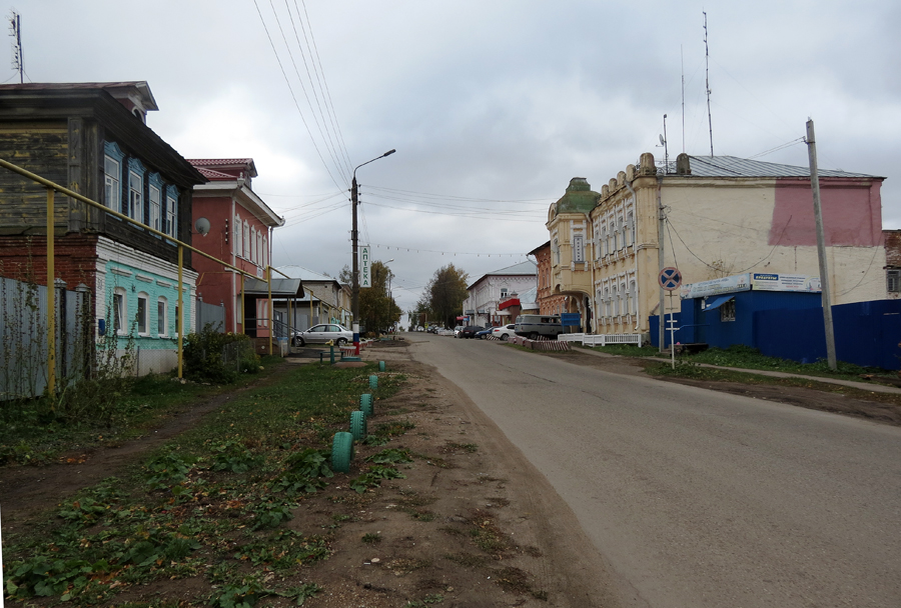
(612, 285, 618, 316)
(600, 224, 607, 256)
(250, 227, 256, 263)
(175, 303, 181, 336)
(607, 220, 614, 253)
(149, 185, 161, 232)
(112, 287, 126, 334)
(604, 287, 610, 317)
(620, 282, 626, 316)
(234, 214, 243, 257)
(552, 238, 560, 265)
(627, 211, 635, 246)
(136, 293, 148, 334)
(104, 156, 120, 211)
(721, 300, 736, 322)
(620, 216, 628, 249)
(630, 279, 637, 315)
(500, 287, 508, 299)
(157, 297, 168, 337)
(573, 234, 584, 263)
(166, 190, 178, 238)
(888, 269, 901, 293)
(128, 170, 143, 222)
(262, 235, 268, 268)
(243, 222, 250, 258)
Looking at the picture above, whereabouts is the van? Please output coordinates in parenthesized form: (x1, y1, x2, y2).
(514, 314, 563, 339)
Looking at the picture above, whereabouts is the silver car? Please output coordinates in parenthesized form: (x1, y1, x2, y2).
(292, 323, 353, 347)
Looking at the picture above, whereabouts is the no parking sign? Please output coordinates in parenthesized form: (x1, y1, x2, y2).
(659, 267, 682, 291)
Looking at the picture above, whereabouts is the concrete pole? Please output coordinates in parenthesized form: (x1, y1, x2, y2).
(46, 188, 56, 398)
(806, 119, 837, 370)
(657, 177, 666, 352)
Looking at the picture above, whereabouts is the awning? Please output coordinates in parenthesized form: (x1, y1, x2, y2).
(498, 297, 521, 310)
(704, 295, 734, 310)
(242, 277, 304, 298)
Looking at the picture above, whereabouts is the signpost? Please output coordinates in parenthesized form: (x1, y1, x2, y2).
(659, 267, 682, 369)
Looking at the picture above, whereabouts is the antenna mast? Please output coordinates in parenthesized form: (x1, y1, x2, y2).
(9, 10, 23, 84)
(681, 45, 686, 153)
(704, 11, 714, 157)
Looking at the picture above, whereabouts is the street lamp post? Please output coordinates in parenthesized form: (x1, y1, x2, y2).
(351, 149, 395, 353)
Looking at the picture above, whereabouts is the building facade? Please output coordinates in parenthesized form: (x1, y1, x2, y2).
(189, 159, 284, 335)
(462, 261, 538, 327)
(0, 82, 206, 374)
(547, 152, 887, 340)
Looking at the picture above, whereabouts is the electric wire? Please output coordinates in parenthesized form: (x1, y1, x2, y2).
(252, 0, 345, 192)
(267, 0, 348, 184)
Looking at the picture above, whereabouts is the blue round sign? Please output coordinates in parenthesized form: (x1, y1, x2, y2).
(659, 267, 682, 291)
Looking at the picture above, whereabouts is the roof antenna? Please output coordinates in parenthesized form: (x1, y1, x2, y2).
(681, 45, 686, 153)
(9, 10, 23, 84)
(704, 11, 714, 157)
(658, 114, 669, 173)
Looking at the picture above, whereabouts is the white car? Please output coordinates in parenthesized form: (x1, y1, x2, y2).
(491, 324, 516, 341)
(292, 323, 353, 347)
(453, 325, 464, 338)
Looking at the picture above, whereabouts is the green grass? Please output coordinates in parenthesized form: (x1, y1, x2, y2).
(583, 343, 660, 357)
(664, 344, 893, 380)
(3, 361, 405, 607)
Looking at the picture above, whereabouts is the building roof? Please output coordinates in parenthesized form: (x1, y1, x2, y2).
(187, 159, 258, 179)
(276, 265, 343, 284)
(554, 177, 600, 215)
(195, 167, 237, 180)
(467, 260, 537, 290)
(665, 155, 883, 179)
(242, 278, 304, 298)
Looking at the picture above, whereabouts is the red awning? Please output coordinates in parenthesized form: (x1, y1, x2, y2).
(456, 315, 466, 320)
(498, 298, 521, 311)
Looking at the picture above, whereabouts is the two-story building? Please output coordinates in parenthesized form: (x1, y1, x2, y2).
(462, 261, 538, 327)
(0, 82, 206, 375)
(547, 152, 888, 341)
(188, 158, 287, 336)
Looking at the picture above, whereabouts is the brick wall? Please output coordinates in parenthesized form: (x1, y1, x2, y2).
(0, 234, 99, 292)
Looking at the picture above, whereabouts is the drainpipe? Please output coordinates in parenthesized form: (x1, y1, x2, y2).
(588, 214, 597, 334)
(625, 180, 641, 332)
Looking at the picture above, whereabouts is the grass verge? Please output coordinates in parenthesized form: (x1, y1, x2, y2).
(3, 361, 405, 607)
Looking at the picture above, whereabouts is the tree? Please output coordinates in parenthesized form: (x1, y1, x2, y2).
(423, 264, 469, 328)
(359, 260, 402, 335)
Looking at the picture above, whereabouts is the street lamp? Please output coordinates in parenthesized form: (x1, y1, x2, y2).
(351, 149, 396, 352)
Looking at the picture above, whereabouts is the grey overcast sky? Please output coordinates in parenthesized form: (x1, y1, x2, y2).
(4, 0, 900, 313)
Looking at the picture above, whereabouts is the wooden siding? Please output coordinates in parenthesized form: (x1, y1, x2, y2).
(0, 123, 69, 235)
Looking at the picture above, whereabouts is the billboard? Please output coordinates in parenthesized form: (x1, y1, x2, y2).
(751, 273, 821, 293)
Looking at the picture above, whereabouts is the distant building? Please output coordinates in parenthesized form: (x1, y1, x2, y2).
(547, 152, 887, 340)
(463, 261, 537, 327)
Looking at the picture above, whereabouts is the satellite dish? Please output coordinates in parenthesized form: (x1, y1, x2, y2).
(659, 134, 666, 146)
(194, 217, 211, 237)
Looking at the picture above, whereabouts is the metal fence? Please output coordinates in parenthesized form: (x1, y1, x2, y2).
(195, 298, 226, 333)
(0, 277, 91, 401)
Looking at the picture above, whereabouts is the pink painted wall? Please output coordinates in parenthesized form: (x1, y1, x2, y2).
(769, 178, 883, 247)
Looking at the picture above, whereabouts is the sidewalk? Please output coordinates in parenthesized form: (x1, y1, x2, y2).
(577, 347, 901, 395)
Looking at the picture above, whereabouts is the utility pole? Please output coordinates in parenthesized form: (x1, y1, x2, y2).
(805, 119, 837, 370)
(657, 176, 666, 353)
(351, 149, 395, 353)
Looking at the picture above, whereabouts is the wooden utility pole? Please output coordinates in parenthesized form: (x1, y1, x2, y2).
(805, 119, 837, 370)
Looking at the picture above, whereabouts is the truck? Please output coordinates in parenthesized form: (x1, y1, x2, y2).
(514, 314, 563, 340)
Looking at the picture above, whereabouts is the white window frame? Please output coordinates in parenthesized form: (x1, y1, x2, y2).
(166, 193, 178, 238)
(104, 156, 120, 212)
(573, 234, 585, 263)
(887, 269, 901, 293)
(250, 226, 257, 263)
(262, 235, 268, 268)
(149, 185, 161, 232)
(157, 297, 168, 337)
(136, 292, 149, 335)
(234, 214, 243, 257)
(112, 287, 127, 335)
(243, 221, 250, 259)
(128, 170, 143, 222)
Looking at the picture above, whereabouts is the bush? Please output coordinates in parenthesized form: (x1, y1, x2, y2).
(182, 324, 255, 383)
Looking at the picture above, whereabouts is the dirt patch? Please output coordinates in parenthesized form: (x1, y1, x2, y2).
(1, 343, 622, 608)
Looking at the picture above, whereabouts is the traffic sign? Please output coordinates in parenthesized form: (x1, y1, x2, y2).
(659, 267, 682, 291)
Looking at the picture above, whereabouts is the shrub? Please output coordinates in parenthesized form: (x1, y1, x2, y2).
(182, 324, 255, 383)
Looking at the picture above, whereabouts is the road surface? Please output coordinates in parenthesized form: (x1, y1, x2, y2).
(407, 334, 901, 608)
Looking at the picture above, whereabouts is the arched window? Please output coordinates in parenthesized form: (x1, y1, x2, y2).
(604, 287, 610, 317)
(630, 280, 637, 315)
(627, 211, 635, 246)
(157, 296, 168, 337)
(612, 285, 618, 316)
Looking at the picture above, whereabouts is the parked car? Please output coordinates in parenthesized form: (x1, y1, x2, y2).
(460, 325, 485, 339)
(475, 327, 495, 339)
(453, 325, 464, 338)
(491, 323, 517, 341)
(292, 323, 353, 347)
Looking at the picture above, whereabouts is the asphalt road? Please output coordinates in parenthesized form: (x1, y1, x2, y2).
(407, 334, 901, 608)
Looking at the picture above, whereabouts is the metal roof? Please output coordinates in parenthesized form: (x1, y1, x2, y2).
(663, 155, 883, 179)
(242, 278, 304, 298)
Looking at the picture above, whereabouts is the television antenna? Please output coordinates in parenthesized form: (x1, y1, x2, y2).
(8, 10, 23, 84)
